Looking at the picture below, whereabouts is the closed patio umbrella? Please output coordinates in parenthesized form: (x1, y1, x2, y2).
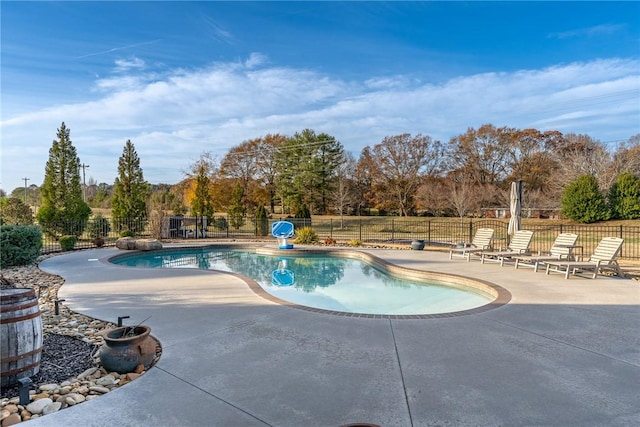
(508, 181, 522, 236)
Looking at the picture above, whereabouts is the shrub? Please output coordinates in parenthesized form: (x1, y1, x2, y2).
(37, 204, 89, 238)
(348, 239, 363, 247)
(609, 172, 640, 219)
(294, 226, 318, 244)
(120, 230, 134, 238)
(0, 198, 34, 225)
(323, 237, 337, 246)
(0, 225, 43, 268)
(255, 205, 269, 236)
(295, 203, 311, 219)
(214, 216, 228, 230)
(59, 235, 77, 251)
(87, 214, 111, 238)
(561, 175, 610, 223)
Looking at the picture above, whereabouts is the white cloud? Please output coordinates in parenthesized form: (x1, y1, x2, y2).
(550, 24, 626, 39)
(114, 56, 146, 72)
(245, 52, 267, 69)
(1, 56, 638, 192)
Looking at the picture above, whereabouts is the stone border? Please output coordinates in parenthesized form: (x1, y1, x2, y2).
(107, 244, 512, 319)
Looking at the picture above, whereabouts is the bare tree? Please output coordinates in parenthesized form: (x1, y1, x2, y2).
(255, 134, 287, 213)
(447, 177, 482, 221)
(609, 135, 640, 178)
(331, 152, 357, 227)
(447, 124, 511, 186)
(219, 138, 261, 212)
(415, 177, 450, 216)
(546, 133, 612, 203)
(363, 133, 442, 216)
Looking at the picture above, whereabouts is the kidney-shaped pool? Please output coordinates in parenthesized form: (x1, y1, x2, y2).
(110, 246, 510, 317)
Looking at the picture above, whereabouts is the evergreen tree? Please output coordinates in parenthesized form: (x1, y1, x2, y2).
(609, 172, 640, 219)
(255, 205, 269, 236)
(36, 122, 91, 236)
(190, 160, 215, 219)
(0, 198, 34, 225)
(561, 175, 610, 223)
(275, 129, 344, 214)
(228, 185, 246, 229)
(111, 140, 149, 233)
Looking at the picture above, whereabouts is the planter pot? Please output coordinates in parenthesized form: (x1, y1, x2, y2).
(92, 237, 105, 247)
(99, 326, 156, 374)
(411, 240, 425, 250)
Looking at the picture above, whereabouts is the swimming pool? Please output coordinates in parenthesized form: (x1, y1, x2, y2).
(110, 246, 503, 316)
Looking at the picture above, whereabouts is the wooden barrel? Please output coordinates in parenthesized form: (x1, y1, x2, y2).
(1, 288, 43, 386)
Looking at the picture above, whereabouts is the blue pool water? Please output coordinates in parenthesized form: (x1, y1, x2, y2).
(111, 248, 494, 315)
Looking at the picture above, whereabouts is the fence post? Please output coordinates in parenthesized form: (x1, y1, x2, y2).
(468, 221, 473, 243)
(330, 218, 333, 239)
(359, 218, 362, 241)
(427, 220, 431, 244)
(391, 219, 395, 242)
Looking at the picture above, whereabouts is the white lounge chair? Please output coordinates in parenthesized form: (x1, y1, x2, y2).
(545, 237, 624, 279)
(449, 228, 494, 262)
(514, 233, 579, 272)
(481, 230, 534, 266)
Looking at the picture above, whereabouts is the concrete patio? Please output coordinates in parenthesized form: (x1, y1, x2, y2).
(29, 244, 639, 427)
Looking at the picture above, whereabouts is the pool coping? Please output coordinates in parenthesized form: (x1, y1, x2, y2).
(107, 243, 512, 319)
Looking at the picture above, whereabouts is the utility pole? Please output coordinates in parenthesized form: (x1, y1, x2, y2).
(22, 177, 30, 204)
(80, 163, 89, 202)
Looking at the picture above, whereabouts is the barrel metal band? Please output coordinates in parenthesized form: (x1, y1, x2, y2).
(0, 309, 42, 324)
(0, 345, 43, 363)
(0, 291, 36, 301)
(0, 299, 39, 313)
(0, 360, 42, 377)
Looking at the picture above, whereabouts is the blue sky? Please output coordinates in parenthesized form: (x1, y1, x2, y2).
(1, 1, 639, 194)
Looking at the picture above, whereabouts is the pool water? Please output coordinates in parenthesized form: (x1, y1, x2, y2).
(111, 248, 494, 315)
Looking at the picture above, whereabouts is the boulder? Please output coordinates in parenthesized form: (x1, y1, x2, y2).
(115, 237, 137, 250)
(135, 239, 163, 251)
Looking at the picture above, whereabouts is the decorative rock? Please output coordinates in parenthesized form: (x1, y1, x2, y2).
(88, 386, 109, 394)
(26, 398, 52, 415)
(96, 375, 116, 386)
(65, 393, 85, 405)
(30, 393, 49, 401)
(125, 373, 140, 381)
(115, 237, 163, 251)
(75, 386, 90, 394)
(42, 402, 62, 415)
(115, 237, 137, 250)
(1, 257, 159, 425)
(1, 413, 21, 426)
(135, 239, 163, 251)
(77, 367, 98, 379)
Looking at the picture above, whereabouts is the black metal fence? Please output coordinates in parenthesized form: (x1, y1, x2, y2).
(37, 216, 639, 260)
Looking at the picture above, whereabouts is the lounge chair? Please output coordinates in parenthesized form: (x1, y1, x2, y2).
(514, 233, 579, 272)
(545, 237, 624, 279)
(449, 228, 494, 262)
(480, 230, 534, 266)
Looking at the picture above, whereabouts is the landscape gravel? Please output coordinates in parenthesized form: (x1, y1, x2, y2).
(1, 256, 161, 426)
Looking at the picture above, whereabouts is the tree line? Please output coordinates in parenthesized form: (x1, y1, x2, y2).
(1, 122, 639, 234)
